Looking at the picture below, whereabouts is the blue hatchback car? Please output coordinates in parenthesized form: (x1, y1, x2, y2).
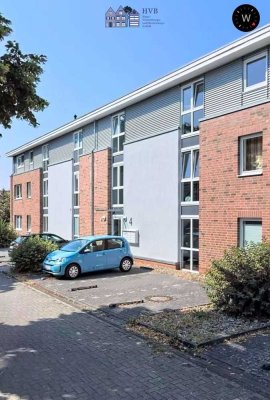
(42, 235, 133, 279)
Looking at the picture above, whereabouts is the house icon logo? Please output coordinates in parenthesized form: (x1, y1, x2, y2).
(105, 5, 140, 28)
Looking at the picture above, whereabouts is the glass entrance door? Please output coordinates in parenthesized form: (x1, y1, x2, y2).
(112, 216, 123, 236)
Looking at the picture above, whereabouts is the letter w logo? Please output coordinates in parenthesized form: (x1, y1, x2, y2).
(241, 14, 251, 22)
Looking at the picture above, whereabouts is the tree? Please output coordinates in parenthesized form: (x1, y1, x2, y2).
(0, 188, 10, 222)
(0, 13, 48, 135)
(123, 6, 133, 14)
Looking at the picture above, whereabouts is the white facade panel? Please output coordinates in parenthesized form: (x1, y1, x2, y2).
(48, 160, 73, 240)
(124, 130, 179, 263)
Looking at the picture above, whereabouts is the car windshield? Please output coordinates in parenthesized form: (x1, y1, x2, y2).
(60, 239, 89, 252)
(15, 236, 27, 244)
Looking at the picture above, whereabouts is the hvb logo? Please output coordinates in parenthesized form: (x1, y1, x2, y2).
(142, 8, 158, 14)
(105, 5, 140, 28)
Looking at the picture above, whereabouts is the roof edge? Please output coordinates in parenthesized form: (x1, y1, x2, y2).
(6, 24, 270, 157)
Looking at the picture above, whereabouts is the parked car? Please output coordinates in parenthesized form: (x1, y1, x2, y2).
(42, 235, 133, 279)
(8, 233, 68, 255)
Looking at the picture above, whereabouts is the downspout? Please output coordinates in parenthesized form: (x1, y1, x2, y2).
(91, 121, 97, 235)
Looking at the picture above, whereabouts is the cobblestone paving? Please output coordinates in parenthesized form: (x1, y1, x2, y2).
(0, 272, 268, 400)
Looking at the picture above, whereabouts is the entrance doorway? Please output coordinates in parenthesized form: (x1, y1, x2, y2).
(112, 216, 123, 236)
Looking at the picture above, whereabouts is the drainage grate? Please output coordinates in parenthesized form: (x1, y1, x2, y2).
(145, 295, 173, 303)
(109, 299, 144, 308)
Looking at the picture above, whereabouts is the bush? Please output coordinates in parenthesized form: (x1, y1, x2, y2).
(204, 242, 270, 318)
(11, 236, 58, 273)
(0, 218, 16, 247)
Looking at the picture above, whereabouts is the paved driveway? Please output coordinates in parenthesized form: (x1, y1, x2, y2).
(20, 266, 208, 320)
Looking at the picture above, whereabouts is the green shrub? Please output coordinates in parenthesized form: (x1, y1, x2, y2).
(11, 236, 58, 273)
(204, 242, 270, 318)
(0, 218, 16, 247)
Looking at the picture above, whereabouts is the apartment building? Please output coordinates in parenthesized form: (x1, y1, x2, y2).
(7, 25, 270, 273)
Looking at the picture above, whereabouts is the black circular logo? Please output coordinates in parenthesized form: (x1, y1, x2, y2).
(232, 4, 260, 32)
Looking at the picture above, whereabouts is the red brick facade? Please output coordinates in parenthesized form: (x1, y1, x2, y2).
(11, 169, 42, 234)
(80, 149, 111, 236)
(199, 103, 270, 273)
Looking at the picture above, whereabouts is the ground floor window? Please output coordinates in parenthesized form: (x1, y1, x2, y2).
(15, 215, 22, 231)
(239, 219, 262, 247)
(73, 216, 79, 238)
(181, 217, 199, 272)
(43, 215, 48, 233)
(27, 215, 31, 232)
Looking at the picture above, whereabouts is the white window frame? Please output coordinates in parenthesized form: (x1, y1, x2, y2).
(26, 215, 31, 232)
(42, 144, 49, 172)
(43, 178, 48, 209)
(73, 215, 79, 239)
(29, 150, 34, 168)
(73, 172, 79, 208)
(43, 215, 48, 233)
(181, 216, 199, 273)
(181, 146, 199, 205)
(112, 162, 124, 207)
(14, 184, 22, 199)
(112, 113, 125, 156)
(74, 131, 83, 165)
(15, 215, 22, 231)
(26, 182, 31, 199)
(243, 51, 267, 92)
(239, 133, 262, 177)
(17, 154, 24, 169)
(239, 219, 262, 247)
(181, 79, 204, 138)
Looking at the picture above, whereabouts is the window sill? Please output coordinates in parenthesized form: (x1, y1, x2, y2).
(181, 132, 199, 139)
(181, 202, 199, 206)
(238, 171, 263, 178)
(15, 228, 22, 231)
(15, 198, 22, 200)
(74, 206, 80, 209)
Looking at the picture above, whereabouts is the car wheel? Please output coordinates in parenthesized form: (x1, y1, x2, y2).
(65, 263, 80, 279)
(120, 257, 132, 272)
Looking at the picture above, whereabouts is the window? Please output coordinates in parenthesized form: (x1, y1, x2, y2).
(74, 172, 79, 207)
(29, 151, 34, 168)
(244, 52, 267, 91)
(43, 179, 48, 208)
(106, 238, 123, 249)
(14, 184, 22, 199)
(17, 155, 24, 169)
(240, 133, 262, 176)
(181, 148, 199, 203)
(43, 215, 48, 233)
(84, 240, 105, 253)
(42, 145, 49, 172)
(181, 218, 199, 272)
(27, 215, 31, 232)
(181, 80, 204, 136)
(239, 219, 262, 247)
(73, 216, 79, 238)
(26, 182, 31, 198)
(112, 164, 124, 206)
(74, 131, 83, 164)
(15, 215, 22, 230)
(112, 113, 125, 155)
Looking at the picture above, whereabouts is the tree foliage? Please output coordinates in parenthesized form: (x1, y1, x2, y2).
(0, 188, 10, 222)
(0, 13, 48, 133)
(0, 218, 16, 247)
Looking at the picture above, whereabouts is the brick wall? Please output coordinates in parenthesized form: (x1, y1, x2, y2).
(200, 103, 270, 273)
(79, 149, 111, 236)
(11, 169, 42, 234)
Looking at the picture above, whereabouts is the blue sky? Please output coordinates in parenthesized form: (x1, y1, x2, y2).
(1, 0, 270, 188)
